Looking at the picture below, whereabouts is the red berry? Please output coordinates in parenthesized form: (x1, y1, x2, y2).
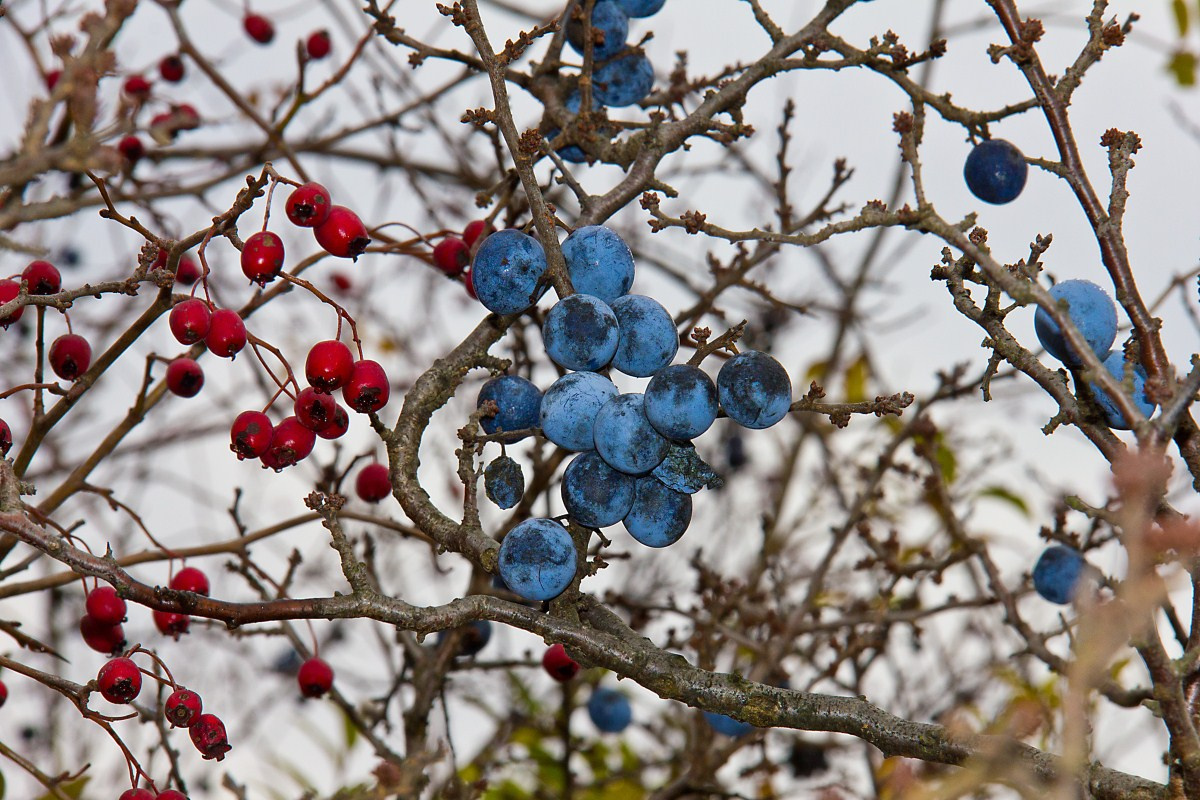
(542, 643, 580, 682)
(153, 609, 190, 639)
(205, 309, 246, 359)
(174, 103, 201, 131)
(342, 360, 390, 414)
(0, 679, 7, 708)
(169, 298, 211, 345)
(97, 657, 142, 704)
(118, 790, 155, 800)
(463, 219, 494, 248)
(0, 419, 10, 456)
(49, 334, 91, 381)
(158, 791, 189, 800)
(170, 566, 210, 596)
(45, 69, 61, 91)
(159, 55, 185, 82)
(330, 272, 352, 294)
(433, 237, 470, 277)
(462, 269, 477, 300)
(285, 182, 332, 228)
(189, 713, 231, 761)
(305, 340, 354, 393)
(123, 75, 152, 99)
(80, 615, 125, 654)
(355, 463, 391, 502)
(241, 231, 285, 285)
(85, 586, 126, 626)
(316, 403, 349, 440)
(231, 411, 273, 459)
(262, 416, 316, 470)
(306, 30, 332, 60)
(118, 135, 145, 165)
(22, 260, 61, 294)
(294, 387, 338, 432)
(175, 255, 201, 285)
(165, 687, 203, 728)
(0, 279, 24, 328)
(314, 206, 369, 259)
(297, 657, 334, 698)
(166, 358, 204, 398)
(243, 13, 275, 44)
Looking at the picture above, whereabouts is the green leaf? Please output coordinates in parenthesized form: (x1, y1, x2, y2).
(805, 359, 829, 384)
(342, 707, 359, 750)
(36, 776, 86, 800)
(1168, 50, 1197, 86)
(844, 354, 869, 403)
(1175, 0, 1191, 35)
(977, 485, 1030, 517)
(934, 441, 956, 484)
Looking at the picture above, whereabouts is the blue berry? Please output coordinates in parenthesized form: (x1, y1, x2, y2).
(613, 0, 666, 17)
(594, 393, 669, 475)
(587, 687, 632, 733)
(545, 91, 608, 163)
(704, 711, 753, 737)
(1089, 351, 1155, 429)
(963, 139, 1028, 204)
(485, 455, 524, 509)
(594, 50, 655, 107)
(1032, 545, 1085, 605)
(561, 225, 635, 303)
(717, 351, 792, 429)
(436, 620, 492, 657)
(567, 0, 629, 60)
(644, 364, 718, 440)
(561, 451, 637, 528)
(542, 294, 619, 371)
(470, 229, 549, 315)
(652, 442, 723, 494)
(610, 294, 677, 377)
(498, 518, 577, 601)
(1033, 280, 1118, 368)
(477, 375, 542, 442)
(623, 475, 691, 547)
(540, 371, 619, 451)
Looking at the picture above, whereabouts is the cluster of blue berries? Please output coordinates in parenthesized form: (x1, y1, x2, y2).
(546, 0, 665, 162)
(468, 224, 792, 605)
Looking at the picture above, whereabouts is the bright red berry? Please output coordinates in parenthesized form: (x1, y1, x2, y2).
(285, 182, 332, 228)
(243, 13, 275, 44)
(0, 279, 24, 328)
(294, 387, 338, 432)
(165, 687, 203, 728)
(153, 609, 190, 639)
(297, 657, 334, 698)
(85, 586, 126, 626)
(355, 463, 391, 503)
(80, 615, 125, 654)
(49, 334, 91, 381)
(463, 219, 494, 248)
(262, 416, 316, 470)
(118, 790, 155, 800)
(0, 419, 10, 456)
(189, 713, 231, 761)
(205, 309, 246, 359)
(231, 411, 273, 459)
(166, 358, 204, 398)
(170, 566, 210, 596)
(175, 255, 201, 285)
(159, 55, 185, 83)
(306, 30, 332, 60)
(0, 679, 7, 708)
(316, 403, 349, 440)
(314, 206, 369, 259)
(433, 237, 470, 277)
(22, 260, 61, 294)
(342, 360, 390, 414)
(158, 791, 189, 800)
(542, 643, 580, 682)
(169, 298, 211, 345)
(305, 340, 354, 393)
(241, 231, 285, 285)
(97, 657, 142, 704)
(123, 74, 152, 99)
(118, 135, 145, 165)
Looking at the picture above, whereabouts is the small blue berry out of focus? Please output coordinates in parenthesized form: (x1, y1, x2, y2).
(588, 686, 632, 733)
(1032, 545, 1085, 604)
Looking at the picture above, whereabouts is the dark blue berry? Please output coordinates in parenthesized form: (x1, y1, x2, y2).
(623, 475, 690, 547)
(963, 139, 1027, 204)
(562, 451, 637, 528)
(477, 375, 542, 442)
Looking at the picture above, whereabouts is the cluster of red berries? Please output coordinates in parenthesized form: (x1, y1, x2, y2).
(164, 295, 248, 398)
(151, 248, 202, 286)
(431, 219, 494, 299)
(0, 260, 98, 383)
(240, 10, 330, 61)
(79, 568, 209, 656)
(230, 339, 389, 471)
